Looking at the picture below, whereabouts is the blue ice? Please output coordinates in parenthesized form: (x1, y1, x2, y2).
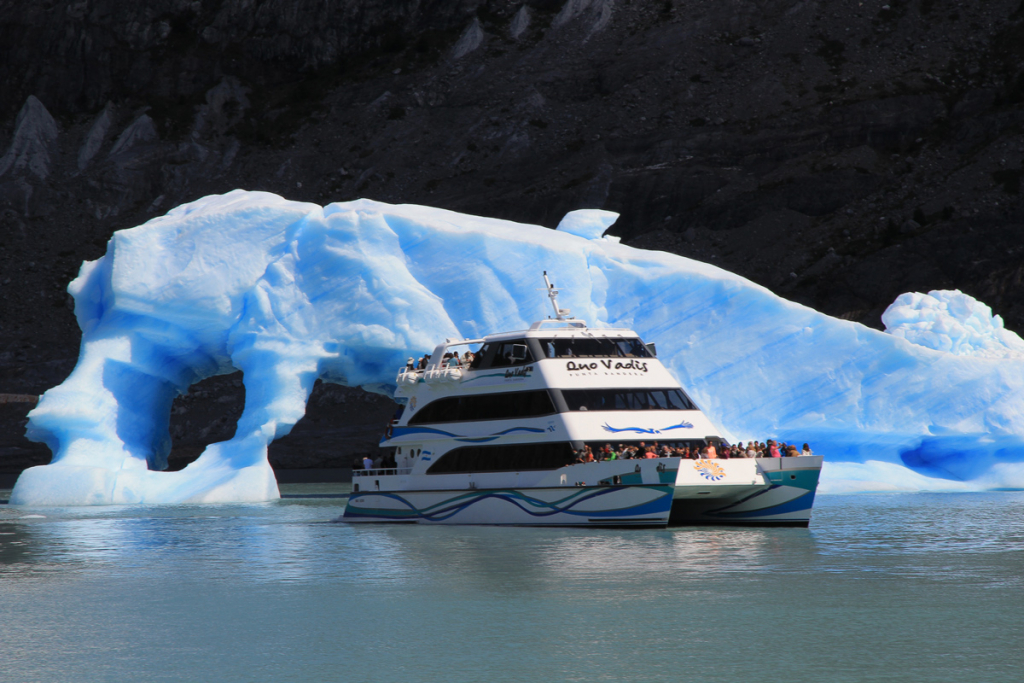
(11, 191, 1024, 504)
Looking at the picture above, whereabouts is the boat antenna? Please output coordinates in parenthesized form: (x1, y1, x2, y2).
(542, 271, 573, 320)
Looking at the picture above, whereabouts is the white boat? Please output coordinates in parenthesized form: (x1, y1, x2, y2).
(343, 274, 822, 527)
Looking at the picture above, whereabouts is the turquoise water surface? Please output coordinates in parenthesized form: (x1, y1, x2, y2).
(2, 487, 1022, 683)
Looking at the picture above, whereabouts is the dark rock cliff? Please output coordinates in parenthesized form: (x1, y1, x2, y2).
(1, 0, 1022, 475)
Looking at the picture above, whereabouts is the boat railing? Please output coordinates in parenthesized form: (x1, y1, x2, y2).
(353, 467, 412, 477)
(424, 366, 463, 383)
(395, 368, 422, 385)
(397, 364, 468, 384)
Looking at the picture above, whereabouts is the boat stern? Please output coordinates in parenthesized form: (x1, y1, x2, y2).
(669, 456, 823, 526)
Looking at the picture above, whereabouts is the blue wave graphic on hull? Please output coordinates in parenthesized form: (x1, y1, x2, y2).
(601, 421, 694, 435)
(346, 486, 672, 522)
(384, 425, 546, 443)
(706, 487, 816, 519)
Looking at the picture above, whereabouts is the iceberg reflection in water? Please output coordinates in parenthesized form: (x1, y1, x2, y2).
(2, 489, 1022, 683)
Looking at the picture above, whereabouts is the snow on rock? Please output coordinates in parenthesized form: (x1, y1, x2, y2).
(451, 18, 484, 60)
(510, 6, 531, 39)
(78, 103, 116, 171)
(883, 290, 1024, 360)
(11, 190, 1024, 505)
(108, 114, 158, 157)
(553, 0, 615, 36)
(0, 96, 59, 180)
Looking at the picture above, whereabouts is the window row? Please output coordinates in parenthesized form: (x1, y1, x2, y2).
(466, 336, 652, 371)
(409, 391, 556, 424)
(561, 388, 696, 412)
(424, 438, 714, 474)
(426, 442, 577, 474)
(538, 337, 651, 359)
(407, 388, 698, 425)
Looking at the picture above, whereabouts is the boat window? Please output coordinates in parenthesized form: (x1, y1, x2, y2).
(469, 344, 491, 369)
(409, 390, 556, 425)
(560, 388, 697, 411)
(427, 442, 577, 474)
(487, 339, 535, 368)
(538, 337, 651, 358)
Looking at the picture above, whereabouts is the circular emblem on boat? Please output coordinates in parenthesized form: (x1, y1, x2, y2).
(694, 460, 725, 481)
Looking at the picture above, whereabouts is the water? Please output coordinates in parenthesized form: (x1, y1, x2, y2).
(2, 486, 1022, 683)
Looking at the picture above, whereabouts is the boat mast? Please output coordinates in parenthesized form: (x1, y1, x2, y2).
(543, 271, 573, 320)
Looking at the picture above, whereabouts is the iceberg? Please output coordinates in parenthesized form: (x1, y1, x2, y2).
(11, 190, 1024, 505)
(882, 289, 1024, 360)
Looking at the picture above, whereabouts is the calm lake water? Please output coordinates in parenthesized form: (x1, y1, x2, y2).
(2, 486, 1022, 683)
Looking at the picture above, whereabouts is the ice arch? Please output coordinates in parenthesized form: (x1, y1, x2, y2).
(11, 190, 1024, 505)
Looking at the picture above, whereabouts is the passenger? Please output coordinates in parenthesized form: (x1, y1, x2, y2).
(746, 442, 757, 458)
(362, 455, 373, 471)
(405, 357, 415, 372)
(447, 352, 460, 368)
(584, 445, 595, 462)
(802, 443, 813, 456)
(769, 440, 781, 458)
(706, 442, 718, 459)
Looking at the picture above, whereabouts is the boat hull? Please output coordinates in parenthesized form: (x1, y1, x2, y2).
(342, 483, 674, 526)
(669, 457, 822, 526)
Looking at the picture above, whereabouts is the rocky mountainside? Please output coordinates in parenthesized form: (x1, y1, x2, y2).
(2, 0, 1023, 475)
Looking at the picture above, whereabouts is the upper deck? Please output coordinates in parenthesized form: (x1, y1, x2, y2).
(395, 320, 673, 397)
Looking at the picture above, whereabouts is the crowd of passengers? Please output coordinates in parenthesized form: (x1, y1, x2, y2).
(574, 440, 813, 462)
(407, 351, 474, 371)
